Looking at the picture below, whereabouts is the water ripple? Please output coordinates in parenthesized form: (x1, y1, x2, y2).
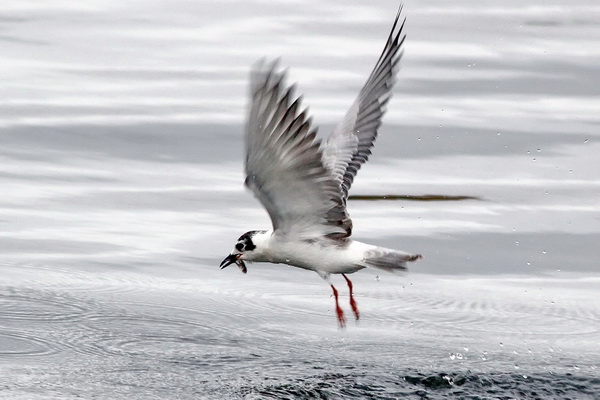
(0, 286, 92, 322)
(363, 288, 600, 337)
(0, 331, 60, 358)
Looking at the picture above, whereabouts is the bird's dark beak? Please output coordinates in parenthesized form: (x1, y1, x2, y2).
(220, 254, 247, 274)
(220, 254, 238, 269)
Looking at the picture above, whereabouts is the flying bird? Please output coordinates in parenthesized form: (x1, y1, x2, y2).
(220, 7, 421, 327)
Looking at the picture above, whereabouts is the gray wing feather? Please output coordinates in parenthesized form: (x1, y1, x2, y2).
(323, 8, 406, 203)
(245, 60, 348, 239)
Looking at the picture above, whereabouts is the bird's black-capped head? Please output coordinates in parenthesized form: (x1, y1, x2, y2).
(220, 230, 267, 273)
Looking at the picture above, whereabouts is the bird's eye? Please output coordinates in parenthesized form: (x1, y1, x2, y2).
(236, 242, 244, 251)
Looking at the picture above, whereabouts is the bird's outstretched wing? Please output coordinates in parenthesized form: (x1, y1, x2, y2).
(322, 8, 406, 203)
(245, 60, 350, 239)
(245, 10, 404, 240)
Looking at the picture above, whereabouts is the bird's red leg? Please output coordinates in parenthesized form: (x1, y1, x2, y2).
(330, 284, 346, 328)
(342, 274, 360, 321)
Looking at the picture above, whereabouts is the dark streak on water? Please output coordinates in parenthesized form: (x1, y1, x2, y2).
(349, 194, 482, 201)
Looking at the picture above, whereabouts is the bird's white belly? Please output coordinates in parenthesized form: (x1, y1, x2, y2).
(266, 239, 374, 274)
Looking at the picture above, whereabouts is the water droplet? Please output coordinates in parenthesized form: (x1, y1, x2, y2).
(514, 364, 520, 370)
(499, 342, 504, 347)
(463, 346, 469, 352)
(532, 158, 536, 161)
(584, 138, 588, 143)
(417, 137, 421, 141)
(527, 150, 531, 154)
(515, 241, 519, 246)
(542, 250, 547, 254)
(449, 353, 456, 360)
(569, 169, 573, 173)
(526, 261, 531, 266)
(375, 275, 380, 281)
(497, 131, 501, 136)
(285, 258, 290, 263)
(537, 148, 541, 152)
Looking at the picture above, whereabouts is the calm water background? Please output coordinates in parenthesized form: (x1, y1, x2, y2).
(1, 0, 599, 398)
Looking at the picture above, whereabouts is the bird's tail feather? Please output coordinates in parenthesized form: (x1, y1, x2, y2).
(364, 248, 422, 273)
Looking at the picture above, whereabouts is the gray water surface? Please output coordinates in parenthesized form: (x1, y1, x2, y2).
(1, 0, 599, 399)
